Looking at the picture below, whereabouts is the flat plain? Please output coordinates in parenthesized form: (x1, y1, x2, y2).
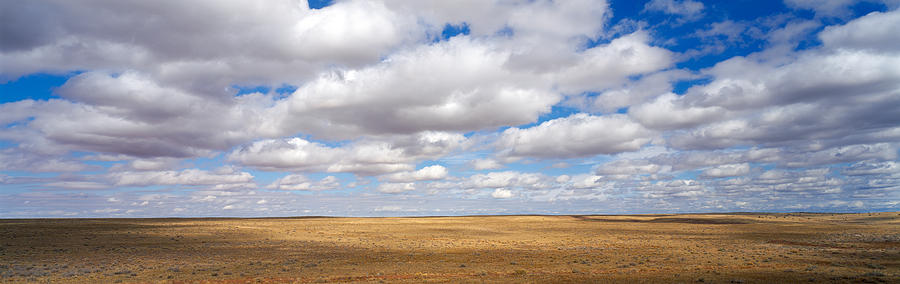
(1, 212, 898, 283)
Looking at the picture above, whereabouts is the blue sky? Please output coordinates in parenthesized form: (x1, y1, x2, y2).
(1, 0, 899, 217)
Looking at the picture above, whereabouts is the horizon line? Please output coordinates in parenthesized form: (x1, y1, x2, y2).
(2, 211, 896, 220)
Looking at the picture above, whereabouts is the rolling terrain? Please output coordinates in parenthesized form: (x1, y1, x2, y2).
(1, 212, 898, 283)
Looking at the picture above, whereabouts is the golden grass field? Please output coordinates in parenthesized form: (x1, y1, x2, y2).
(1, 212, 898, 283)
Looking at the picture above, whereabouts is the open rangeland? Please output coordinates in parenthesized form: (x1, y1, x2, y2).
(1, 212, 898, 283)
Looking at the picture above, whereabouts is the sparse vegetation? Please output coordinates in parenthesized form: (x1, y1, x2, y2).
(0, 212, 898, 283)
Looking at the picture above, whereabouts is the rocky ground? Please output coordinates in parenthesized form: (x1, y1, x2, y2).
(1, 212, 898, 283)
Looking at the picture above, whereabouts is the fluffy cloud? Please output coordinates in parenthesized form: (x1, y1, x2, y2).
(277, 37, 560, 139)
(0, 149, 91, 172)
(701, 163, 751, 178)
(595, 159, 666, 176)
(229, 138, 413, 175)
(125, 158, 180, 171)
(650, 148, 780, 172)
(630, 93, 726, 130)
(779, 143, 897, 168)
(0, 0, 672, 150)
(0, 0, 420, 86)
(639, 179, 707, 198)
(568, 174, 607, 189)
(713, 168, 845, 194)
(111, 168, 254, 187)
(0, 0, 672, 162)
(469, 171, 520, 188)
(819, 9, 900, 52)
(229, 132, 465, 175)
(267, 175, 340, 191)
(468, 171, 553, 190)
(567, 70, 691, 114)
(499, 114, 656, 159)
(2, 72, 280, 158)
(382, 165, 448, 182)
(377, 182, 417, 194)
(667, 99, 900, 150)
(553, 32, 673, 94)
(642, 11, 900, 152)
(469, 159, 504, 170)
(491, 188, 514, 199)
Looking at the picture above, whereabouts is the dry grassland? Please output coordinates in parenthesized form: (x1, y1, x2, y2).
(1, 212, 898, 283)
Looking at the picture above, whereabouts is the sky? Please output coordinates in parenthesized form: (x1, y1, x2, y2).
(1, 0, 899, 217)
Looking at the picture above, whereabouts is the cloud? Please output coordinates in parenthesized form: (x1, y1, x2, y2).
(595, 159, 666, 176)
(644, 0, 705, 20)
(784, 0, 900, 18)
(499, 113, 656, 159)
(717, 168, 845, 194)
(0, 1, 668, 161)
(566, 70, 691, 114)
(377, 182, 417, 194)
(0, 0, 421, 85)
(125, 158, 180, 171)
(843, 160, 900, 176)
(668, 99, 900, 151)
(649, 148, 780, 172)
(373, 205, 405, 212)
(111, 168, 254, 187)
(0, 148, 92, 172)
(639, 179, 707, 198)
(819, 9, 900, 52)
(568, 174, 607, 189)
(470, 159, 504, 170)
(646, 11, 900, 152)
(92, 208, 121, 214)
(382, 165, 448, 182)
(277, 37, 560, 139)
(693, 20, 756, 44)
(229, 132, 464, 175)
(491, 188, 514, 199)
(553, 32, 673, 94)
(0, 1, 664, 147)
(2, 72, 280, 158)
(383, 0, 609, 38)
(468, 171, 553, 190)
(470, 171, 520, 188)
(44, 181, 109, 190)
(779, 143, 897, 168)
(701, 163, 751, 178)
(630, 93, 727, 130)
(785, 0, 855, 17)
(267, 175, 340, 191)
(229, 137, 412, 175)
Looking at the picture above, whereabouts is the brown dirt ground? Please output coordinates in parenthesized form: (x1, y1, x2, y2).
(1, 212, 898, 283)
